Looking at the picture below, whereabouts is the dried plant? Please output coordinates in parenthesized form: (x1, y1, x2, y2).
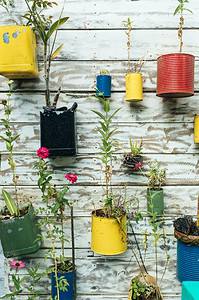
(147, 161, 166, 190)
(174, 0, 192, 52)
(123, 17, 145, 74)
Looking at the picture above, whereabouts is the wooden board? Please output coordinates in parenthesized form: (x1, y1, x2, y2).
(0, 0, 199, 29)
(1, 1, 199, 299)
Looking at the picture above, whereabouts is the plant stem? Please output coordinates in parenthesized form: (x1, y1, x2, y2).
(52, 238, 60, 300)
(60, 207, 65, 258)
(155, 240, 158, 284)
(178, 14, 184, 52)
(70, 205, 76, 300)
(44, 43, 51, 107)
(126, 19, 132, 73)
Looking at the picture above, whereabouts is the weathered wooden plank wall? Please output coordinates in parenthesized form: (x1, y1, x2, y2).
(0, 0, 199, 299)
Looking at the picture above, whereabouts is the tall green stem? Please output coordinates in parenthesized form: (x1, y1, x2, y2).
(52, 238, 60, 300)
(44, 43, 51, 107)
(60, 207, 65, 258)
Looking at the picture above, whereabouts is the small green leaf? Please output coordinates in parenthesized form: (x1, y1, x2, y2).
(174, 4, 181, 15)
(47, 17, 69, 40)
(51, 44, 64, 59)
(2, 190, 19, 216)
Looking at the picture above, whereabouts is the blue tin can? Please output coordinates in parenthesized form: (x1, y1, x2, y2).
(177, 240, 199, 282)
(96, 74, 112, 97)
(51, 269, 76, 300)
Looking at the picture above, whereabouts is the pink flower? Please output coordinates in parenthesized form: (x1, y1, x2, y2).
(36, 147, 49, 159)
(9, 260, 26, 270)
(64, 173, 78, 184)
(133, 162, 143, 171)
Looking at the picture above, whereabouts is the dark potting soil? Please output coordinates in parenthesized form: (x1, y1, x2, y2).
(174, 216, 199, 236)
(93, 208, 125, 218)
(56, 260, 75, 273)
(0, 206, 29, 220)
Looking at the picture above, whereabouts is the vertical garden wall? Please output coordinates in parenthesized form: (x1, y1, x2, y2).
(0, 0, 199, 299)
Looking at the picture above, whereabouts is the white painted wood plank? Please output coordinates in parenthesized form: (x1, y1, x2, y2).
(0, 92, 198, 123)
(0, 185, 198, 216)
(0, 0, 198, 30)
(1, 154, 199, 186)
(0, 122, 196, 154)
(0, 30, 196, 61)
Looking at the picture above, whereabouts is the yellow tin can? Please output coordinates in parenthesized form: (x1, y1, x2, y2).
(91, 210, 127, 255)
(125, 72, 143, 102)
(194, 115, 199, 144)
(0, 25, 38, 79)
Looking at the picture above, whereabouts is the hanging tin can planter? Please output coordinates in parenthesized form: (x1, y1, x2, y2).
(174, 216, 199, 282)
(91, 209, 127, 255)
(147, 188, 164, 216)
(177, 240, 199, 282)
(0, 25, 38, 79)
(125, 72, 143, 102)
(40, 103, 78, 157)
(182, 282, 199, 300)
(194, 114, 199, 143)
(157, 53, 195, 98)
(96, 70, 112, 97)
(51, 268, 76, 300)
(128, 273, 162, 300)
(0, 205, 41, 258)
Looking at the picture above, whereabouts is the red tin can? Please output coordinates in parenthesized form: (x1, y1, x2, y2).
(157, 53, 195, 98)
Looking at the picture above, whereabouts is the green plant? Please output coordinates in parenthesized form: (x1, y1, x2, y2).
(0, 84, 21, 216)
(1, 260, 43, 300)
(174, 0, 192, 52)
(0, 0, 14, 12)
(92, 97, 126, 218)
(130, 277, 155, 300)
(147, 161, 166, 190)
(123, 17, 144, 74)
(34, 148, 77, 299)
(23, 0, 68, 107)
(100, 69, 110, 75)
(129, 138, 143, 156)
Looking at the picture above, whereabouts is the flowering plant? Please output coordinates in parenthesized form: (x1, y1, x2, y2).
(34, 147, 78, 298)
(123, 138, 143, 172)
(2, 259, 42, 300)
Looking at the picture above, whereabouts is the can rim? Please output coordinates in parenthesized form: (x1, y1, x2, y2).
(157, 53, 195, 60)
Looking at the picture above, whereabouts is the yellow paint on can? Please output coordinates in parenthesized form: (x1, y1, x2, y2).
(0, 25, 38, 79)
(91, 210, 127, 255)
(125, 72, 143, 102)
(194, 114, 199, 144)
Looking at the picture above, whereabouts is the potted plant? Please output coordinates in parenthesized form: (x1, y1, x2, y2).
(91, 97, 127, 255)
(24, 0, 78, 157)
(0, 0, 38, 79)
(35, 147, 78, 299)
(157, 0, 195, 98)
(96, 70, 112, 98)
(123, 138, 143, 172)
(174, 205, 199, 282)
(128, 274, 160, 300)
(123, 18, 144, 102)
(146, 161, 166, 216)
(127, 204, 169, 300)
(0, 96, 40, 258)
